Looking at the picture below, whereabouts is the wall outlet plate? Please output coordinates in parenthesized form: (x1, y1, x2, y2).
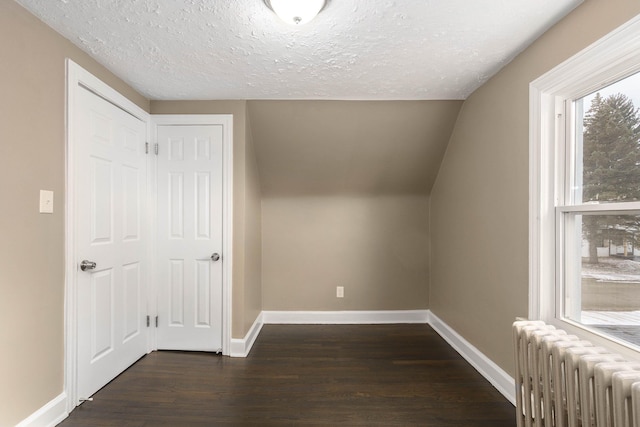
(336, 286, 344, 298)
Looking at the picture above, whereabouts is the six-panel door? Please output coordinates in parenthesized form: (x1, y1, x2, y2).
(156, 125, 224, 351)
(76, 87, 148, 400)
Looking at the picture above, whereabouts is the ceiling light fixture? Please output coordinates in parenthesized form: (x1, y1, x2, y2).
(264, 0, 327, 26)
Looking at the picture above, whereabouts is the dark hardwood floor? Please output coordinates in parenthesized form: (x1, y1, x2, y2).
(59, 324, 515, 426)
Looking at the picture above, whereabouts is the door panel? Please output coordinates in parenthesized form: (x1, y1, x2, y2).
(156, 125, 223, 351)
(76, 87, 148, 399)
(90, 269, 113, 360)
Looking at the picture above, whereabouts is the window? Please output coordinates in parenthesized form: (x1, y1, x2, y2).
(563, 74, 640, 346)
(530, 15, 640, 356)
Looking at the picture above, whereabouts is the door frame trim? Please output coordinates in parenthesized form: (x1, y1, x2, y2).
(151, 115, 234, 356)
(64, 60, 151, 411)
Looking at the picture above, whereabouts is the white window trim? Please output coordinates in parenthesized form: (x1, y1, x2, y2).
(529, 13, 640, 357)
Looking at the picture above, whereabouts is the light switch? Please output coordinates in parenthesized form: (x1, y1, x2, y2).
(39, 190, 54, 214)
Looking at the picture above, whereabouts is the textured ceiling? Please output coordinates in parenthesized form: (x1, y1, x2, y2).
(15, 0, 581, 100)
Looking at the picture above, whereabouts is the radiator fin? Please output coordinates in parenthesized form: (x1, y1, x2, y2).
(513, 320, 640, 427)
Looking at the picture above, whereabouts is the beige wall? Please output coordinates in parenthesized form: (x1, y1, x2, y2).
(243, 107, 263, 332)
(430, 0, 640, 376)
(262, 195, 429, 310)
(150, 100, 263, 339)
(0, 2, 149, 426)
(250, 101, 457, 315)
(248, 100, 463, 196)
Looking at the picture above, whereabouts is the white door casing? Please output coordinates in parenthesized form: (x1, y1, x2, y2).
(156, 125, 224, 351)
(151, 114, 233, 357)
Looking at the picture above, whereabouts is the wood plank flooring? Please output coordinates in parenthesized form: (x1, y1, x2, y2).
(59, 324, 515, 426)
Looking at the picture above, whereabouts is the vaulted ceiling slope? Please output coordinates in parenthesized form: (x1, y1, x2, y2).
(248, 100, 463, 196)
(15, 0, 581, 100)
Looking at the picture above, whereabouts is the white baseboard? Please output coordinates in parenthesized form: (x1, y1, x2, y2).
(16, 392, 68, 427)
(262, 309, 430, 324)
(428, 312, 516, 405)
(228, 310, 429, 357)
(229, 312, 264, 357)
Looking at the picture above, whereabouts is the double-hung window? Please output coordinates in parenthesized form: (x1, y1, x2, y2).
(531, 15, 640, 355)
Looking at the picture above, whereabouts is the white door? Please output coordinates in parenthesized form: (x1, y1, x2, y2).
(75, 87, 149, 399)
(156, 125, 224, 351)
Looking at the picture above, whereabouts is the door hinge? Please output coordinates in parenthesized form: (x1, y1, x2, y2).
(155, 316, 158, 327)
(154, 143, 159, 155)
(145, 142, 149, 154)
(146, 315, 150, 327)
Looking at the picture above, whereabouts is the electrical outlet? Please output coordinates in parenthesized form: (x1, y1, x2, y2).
(336, 286, 344, 298)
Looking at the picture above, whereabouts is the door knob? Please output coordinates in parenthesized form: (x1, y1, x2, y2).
(80, 260, 97, 271)
(211, 253, 221, 262)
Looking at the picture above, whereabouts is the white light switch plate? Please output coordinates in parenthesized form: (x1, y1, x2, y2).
(40, 190, 54, 214)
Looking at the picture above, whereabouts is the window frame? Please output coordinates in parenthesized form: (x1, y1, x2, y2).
(530, 13, 640, 358)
